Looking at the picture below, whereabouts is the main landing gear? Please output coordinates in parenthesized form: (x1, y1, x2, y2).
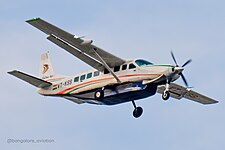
(132, 100, 143, 118)
(94, 89, 104, 100)
(94, 88, 143, 118)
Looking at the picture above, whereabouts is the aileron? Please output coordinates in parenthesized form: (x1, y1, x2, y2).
(184, 90, 218, 104)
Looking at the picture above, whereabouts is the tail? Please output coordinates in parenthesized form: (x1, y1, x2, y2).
(40, 52, 55, 79)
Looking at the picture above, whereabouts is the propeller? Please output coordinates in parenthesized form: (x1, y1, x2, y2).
(170, 51, 192, 87)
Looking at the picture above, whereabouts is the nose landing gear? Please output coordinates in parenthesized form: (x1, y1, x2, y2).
(132, 100, 143, 118)
(162, 91, 170, 100)
(162, 83, 170, 100)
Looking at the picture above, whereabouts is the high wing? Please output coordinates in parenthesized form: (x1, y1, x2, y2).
(157, 83, 218, 104)
(8, 70, 52, 88)
(26, 18, 126, 71)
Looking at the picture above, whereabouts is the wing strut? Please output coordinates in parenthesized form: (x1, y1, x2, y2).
(92, 48, 121, 83)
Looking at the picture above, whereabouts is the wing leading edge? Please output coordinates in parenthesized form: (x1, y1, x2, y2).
(26, 18, 126, 71)
(157, 83, 218, 104)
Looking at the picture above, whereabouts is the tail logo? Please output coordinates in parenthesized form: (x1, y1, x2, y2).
(43, 64, 49, 74)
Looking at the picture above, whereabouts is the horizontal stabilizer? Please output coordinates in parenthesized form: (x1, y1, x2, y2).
(8, 70, 52, 88)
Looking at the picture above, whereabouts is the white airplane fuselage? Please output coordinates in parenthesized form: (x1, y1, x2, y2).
(38, 59, 179, 105)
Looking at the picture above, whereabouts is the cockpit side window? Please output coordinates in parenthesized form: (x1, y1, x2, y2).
(129, 63, 136, 69)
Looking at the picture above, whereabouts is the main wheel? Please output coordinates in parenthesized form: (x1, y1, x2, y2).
(94, 89, 104, 100)
(162, 91, 170, 100)
(133, 107, 143, 118)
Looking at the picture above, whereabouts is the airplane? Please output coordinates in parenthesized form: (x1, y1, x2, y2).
(8, 18, 218, 118)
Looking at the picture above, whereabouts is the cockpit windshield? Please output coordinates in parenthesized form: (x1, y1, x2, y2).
(135, 59, 153, 66)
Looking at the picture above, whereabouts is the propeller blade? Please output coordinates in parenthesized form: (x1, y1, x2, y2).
(169, 51, 191, 87)
(170, 51, 178, 66)
(180, 73, 188, 87)
(182, 59, 192, 67)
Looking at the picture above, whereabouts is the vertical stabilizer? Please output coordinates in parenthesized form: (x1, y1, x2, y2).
(40, 52, 55, 79)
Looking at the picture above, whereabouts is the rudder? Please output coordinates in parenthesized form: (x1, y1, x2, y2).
(40, 52, 55, 79)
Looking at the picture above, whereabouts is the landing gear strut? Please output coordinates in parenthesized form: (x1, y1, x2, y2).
(132, 100, 143, 118)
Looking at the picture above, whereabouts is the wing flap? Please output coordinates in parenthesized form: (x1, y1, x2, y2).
(157, 83, 218, 104)
(26, 18, 126, 68)
(8, 70, 52, 88)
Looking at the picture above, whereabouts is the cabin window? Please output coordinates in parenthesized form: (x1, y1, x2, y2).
(122, 64, 127, 70)
(80, 74, 86, 81)
(94, 71, 100, 77)
(129, 63, 136, 69)
(87, 72, 92, 79)
(104, 68, 110, 74)
(114, 66, 120, 72)
(74, 76, 79, 82)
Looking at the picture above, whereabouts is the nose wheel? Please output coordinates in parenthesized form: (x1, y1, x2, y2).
(132, 100, 143, 118)
(162, 91, 170, 100)
(162, 83, 170, 100)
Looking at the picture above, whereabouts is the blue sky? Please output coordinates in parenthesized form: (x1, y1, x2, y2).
(1, 0, 225, 150)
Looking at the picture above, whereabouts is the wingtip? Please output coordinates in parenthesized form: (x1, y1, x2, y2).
(26, 17, 41, 23)
(214, 101, 219, 104)
(206, 100, 219, 104)
(7, 70, 19, 75)
(7, 70, 14, 74)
